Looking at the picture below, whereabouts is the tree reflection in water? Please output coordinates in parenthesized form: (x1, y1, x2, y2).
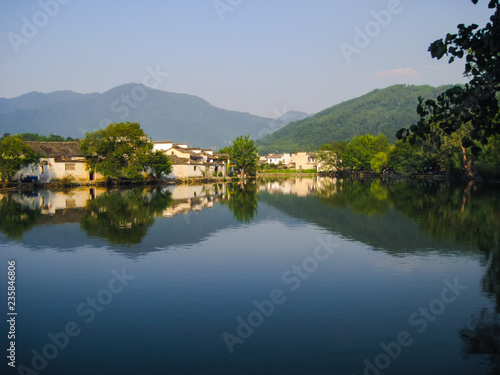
(221, 181, 258, 223)
(80, 188, 172, 245)
(0, 193, 41, 239)
(317, 177, 500, 372)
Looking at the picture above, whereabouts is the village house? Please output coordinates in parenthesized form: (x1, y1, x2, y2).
(153, 141, 228, 179)
(265, 153, 292, 166)
(289, 151, 317, 170)
(260, 151, 317, 170)
(16, 142, 104, 183)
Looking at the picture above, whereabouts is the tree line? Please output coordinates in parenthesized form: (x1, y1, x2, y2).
(319, 0, 500, 179)
(2, 1, 499, 182)
(318, 131, 500, 178)
(0, 122, 259, 183)
(0, 122, 172, 183)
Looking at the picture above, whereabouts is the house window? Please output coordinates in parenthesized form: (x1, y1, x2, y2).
(194, 166, 197, 171)
(66, 199, 76, 208)
(65, 163, 76, 171)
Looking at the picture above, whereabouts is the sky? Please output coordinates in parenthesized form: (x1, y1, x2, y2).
(0, 0, 495, 118)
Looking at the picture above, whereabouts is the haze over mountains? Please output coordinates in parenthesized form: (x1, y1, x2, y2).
(0, 83, 454, 152)
(0, 83, 288, 149)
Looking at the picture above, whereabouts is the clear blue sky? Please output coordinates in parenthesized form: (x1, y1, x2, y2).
(0, 0, 494, 118)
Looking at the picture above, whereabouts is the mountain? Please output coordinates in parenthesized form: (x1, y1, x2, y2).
(279, 111, 310, 124)
(257, 111, 311, 138)
(256, 84, 453, 154)
(0, 90, 101, 114)
(0, 84, 274, 149)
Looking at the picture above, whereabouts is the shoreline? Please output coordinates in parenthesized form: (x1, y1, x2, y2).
(1, 173, 497, 193)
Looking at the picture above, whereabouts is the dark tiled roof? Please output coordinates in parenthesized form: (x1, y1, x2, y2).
(167, 155, 189, 165)
(26, 142, 83, 157)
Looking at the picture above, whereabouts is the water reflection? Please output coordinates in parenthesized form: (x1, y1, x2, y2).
(258, 176, 500, 373)
(2, 178, 498, 253)
(0, 193, 41, 238)
(258, 177, 499, 255)
(2, 177, 500, 372)
(459, 308, 500, 375)
(80, 188, 173, 245)
(221, 182, 258, 223)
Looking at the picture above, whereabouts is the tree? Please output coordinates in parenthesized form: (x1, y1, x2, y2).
(317, 151, 340, 173)
(320, 140, 348, 155)
(0, 136, 40, 181)
(230, 135, 258, 178)
(221, 181, 258, 223)
(80, 122, 154, 181)
(371, 152, 388, 173)
(0, 195, 41, 238)
(80, 188, 172, 245)
(388, 140, 424, 174)
(342, 134, 390, 170)
(17, 133, 76, 142)
(146, 150, 172, 180)
(217, 145, 233, 154)
(397, 0, 500, 155)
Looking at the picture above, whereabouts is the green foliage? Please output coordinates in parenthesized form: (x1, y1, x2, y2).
(476, 135, 500, 177)
(318, 179, 391, 216)
(342, 134, 390, 170)
(320, 140, 348, 154)
(146, 150, 172, 180)
(317, 127, 500, 176)
(80, 188, 172, 245)
(0, 195, 41, 238)
(221, 182, 258, 223)
(217, 146, 233, 154)
(80, 122, 153, 181)
(371, 152, 388, 173)
(15, 133, 77, 142)
(0, 135, 40, 181)
(257, 84, 451, 154)
(388, 141, 423, 174)
(398, 0, 500, 154)
(317, 150, 339, 172)
(230, 135, 258, 177)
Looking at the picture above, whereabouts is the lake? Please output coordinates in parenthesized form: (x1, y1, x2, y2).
(1, 177, 499, 375)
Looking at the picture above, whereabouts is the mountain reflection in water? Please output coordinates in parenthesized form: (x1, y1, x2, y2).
(1, 177, 499, 373)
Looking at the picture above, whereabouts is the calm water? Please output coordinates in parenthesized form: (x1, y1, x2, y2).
(1, 178, 499, 375)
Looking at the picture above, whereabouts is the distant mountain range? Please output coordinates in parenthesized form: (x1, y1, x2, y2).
(256, 84, 453, 154)
(0, 84, 287, 149)
(1, 83, 455, 152)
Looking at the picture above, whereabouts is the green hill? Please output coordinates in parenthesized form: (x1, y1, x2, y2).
(256, 84, 452, 154)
